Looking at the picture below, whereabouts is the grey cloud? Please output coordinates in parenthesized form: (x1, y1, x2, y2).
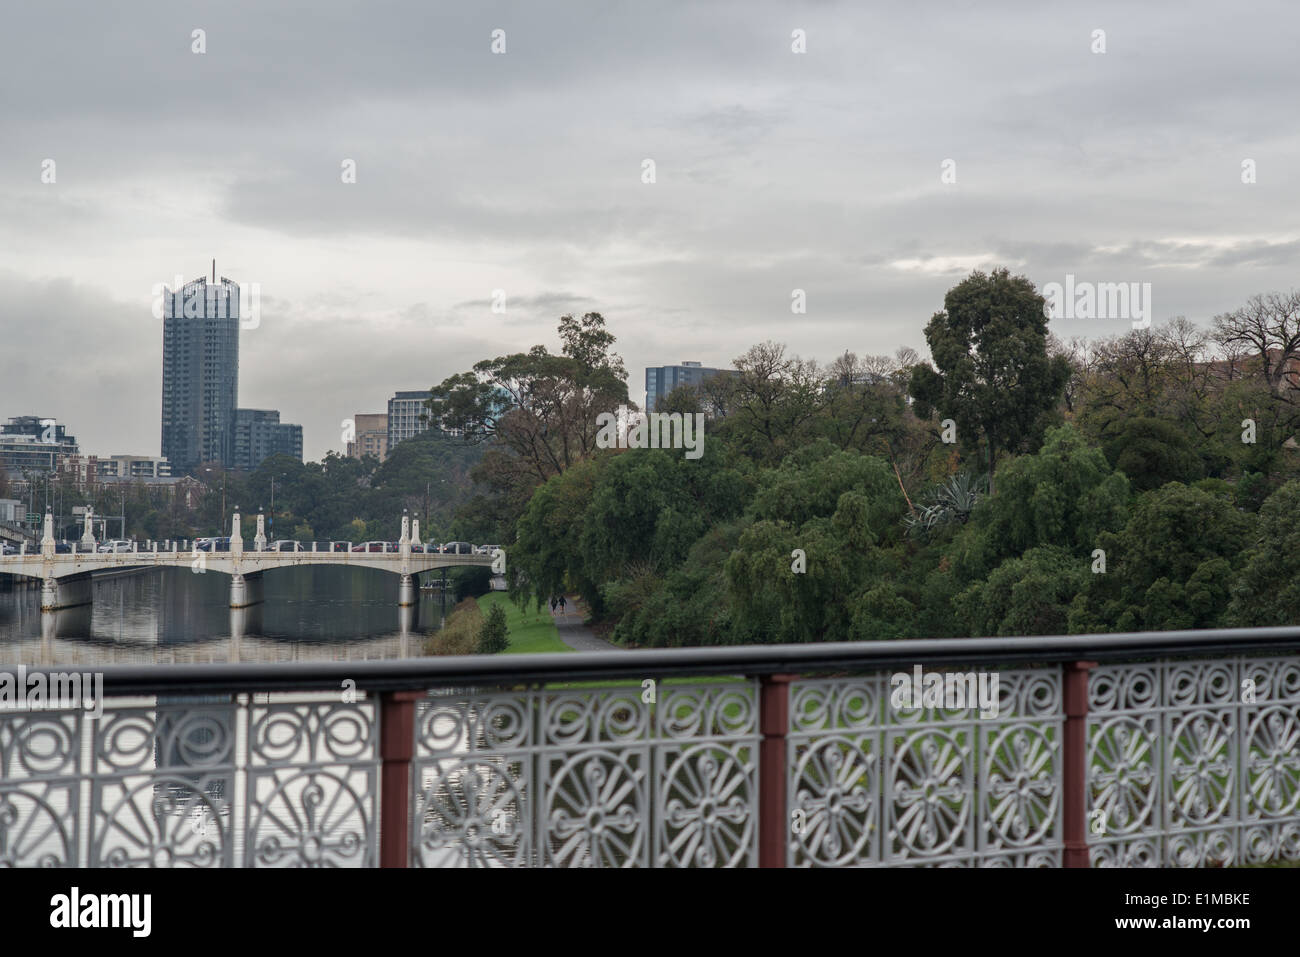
(2, 0, 1300, 461)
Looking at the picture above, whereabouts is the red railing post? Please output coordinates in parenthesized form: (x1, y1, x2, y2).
(759, 673, 794, 868)
(379, 689, 423, 868)
(1062, 660, 1096, 868)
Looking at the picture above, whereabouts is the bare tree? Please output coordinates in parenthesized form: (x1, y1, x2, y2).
(1212, 291, 1300, 394)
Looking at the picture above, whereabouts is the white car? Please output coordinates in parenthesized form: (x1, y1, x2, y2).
(97, 540, 133, 553)
(270, 540, 303, 552)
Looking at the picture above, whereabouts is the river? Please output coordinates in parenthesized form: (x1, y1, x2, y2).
(0, 566, 457, 666)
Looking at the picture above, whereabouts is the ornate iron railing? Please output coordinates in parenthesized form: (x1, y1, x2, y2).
(2, 626, 1298, 867)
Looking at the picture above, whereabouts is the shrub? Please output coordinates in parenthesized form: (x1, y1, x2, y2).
(476, 603, 509, 655)
(425, 598, 483, 655)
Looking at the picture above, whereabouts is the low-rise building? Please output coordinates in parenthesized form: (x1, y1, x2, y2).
(96, 455, 172, 479)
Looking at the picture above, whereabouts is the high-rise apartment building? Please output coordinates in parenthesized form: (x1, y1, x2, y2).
(160, 275, 240, 473)
(0, 416, 79, 478)
(644, 361, 732, 412)
(347, 413, 389, 461)
(233, 409, 303, 471)
(387, 391, 431, 451)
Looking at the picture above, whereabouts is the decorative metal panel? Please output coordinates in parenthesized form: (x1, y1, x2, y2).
(411, 682, 758, 867)
(0, 693, 378, 868)
(0, 710, 81, 867)
(91, 703, 236, 867)
(787, 668, 1062, 867)
(1087, 656, 1300, 867)
(244, 699, 378, 867)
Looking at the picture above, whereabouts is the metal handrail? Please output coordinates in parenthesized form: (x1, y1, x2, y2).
(17, 624, 1300, 696)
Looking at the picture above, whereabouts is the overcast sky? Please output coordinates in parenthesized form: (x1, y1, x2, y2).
(2, 1, 1298, 461)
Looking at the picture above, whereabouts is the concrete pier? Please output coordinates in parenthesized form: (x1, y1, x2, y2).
(230, 571, 264, 609)
(398, 573, 417, 607)
(40, 572, 93, 611)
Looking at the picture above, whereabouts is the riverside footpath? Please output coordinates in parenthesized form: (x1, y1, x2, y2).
(551, 595, 619, 651)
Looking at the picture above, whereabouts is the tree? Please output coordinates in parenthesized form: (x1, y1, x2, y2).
(610, 520, 751, 648)
(711, 342, 823, 466)
(427, 313, 630, 537)
(510, 457, 605, 613)
(476, 603, 509, 654)
(1210, 291, 1300, 465)
(1225, 480, 1300, 626)
(909, 268, 1071, 488)
(1102, 417, 1203, 492)
(1068, 483, 1255, 632)
(578, 445, 744, 592)
(948, 425, 1129, 582)
(725, 447, 906, 643)
(1213, 291, 1300, 395)
(1075, 321, 1231, 474)
(954, 546, 1089, 637)
(817, 351, 909, 458)
(426, 313, 629, 481)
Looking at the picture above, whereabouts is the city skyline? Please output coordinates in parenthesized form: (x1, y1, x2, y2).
(2, 2, 1299, 462)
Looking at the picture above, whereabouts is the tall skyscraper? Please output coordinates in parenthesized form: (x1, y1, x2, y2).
(160, 275, 240, 473)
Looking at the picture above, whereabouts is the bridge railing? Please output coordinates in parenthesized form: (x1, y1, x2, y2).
(0, 541, 488, 558)
(2, 626, 1299, 868)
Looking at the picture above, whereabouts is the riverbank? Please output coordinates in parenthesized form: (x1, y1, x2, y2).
(476, 592, 571, 654)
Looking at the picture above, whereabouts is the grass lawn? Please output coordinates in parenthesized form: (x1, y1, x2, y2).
(477, 592, 572, 654)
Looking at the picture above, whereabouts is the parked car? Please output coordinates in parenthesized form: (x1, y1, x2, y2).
(97, 540, 133, 553)
(270, 540, 303, 553)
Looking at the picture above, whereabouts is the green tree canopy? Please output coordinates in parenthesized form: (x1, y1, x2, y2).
(1069, 483, 1256, 632)
(909, 268, 1071, 486)
(1225, 480, 1300, 626)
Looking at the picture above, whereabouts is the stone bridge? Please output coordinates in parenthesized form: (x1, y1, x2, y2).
(0, 509, 496, 610)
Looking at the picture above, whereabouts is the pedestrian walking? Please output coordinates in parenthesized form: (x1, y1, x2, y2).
(558, 595, 566, 612)
(550, 597, 557, 612)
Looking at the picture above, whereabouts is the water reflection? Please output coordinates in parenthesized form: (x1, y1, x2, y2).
(0, 566, 455, 665)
